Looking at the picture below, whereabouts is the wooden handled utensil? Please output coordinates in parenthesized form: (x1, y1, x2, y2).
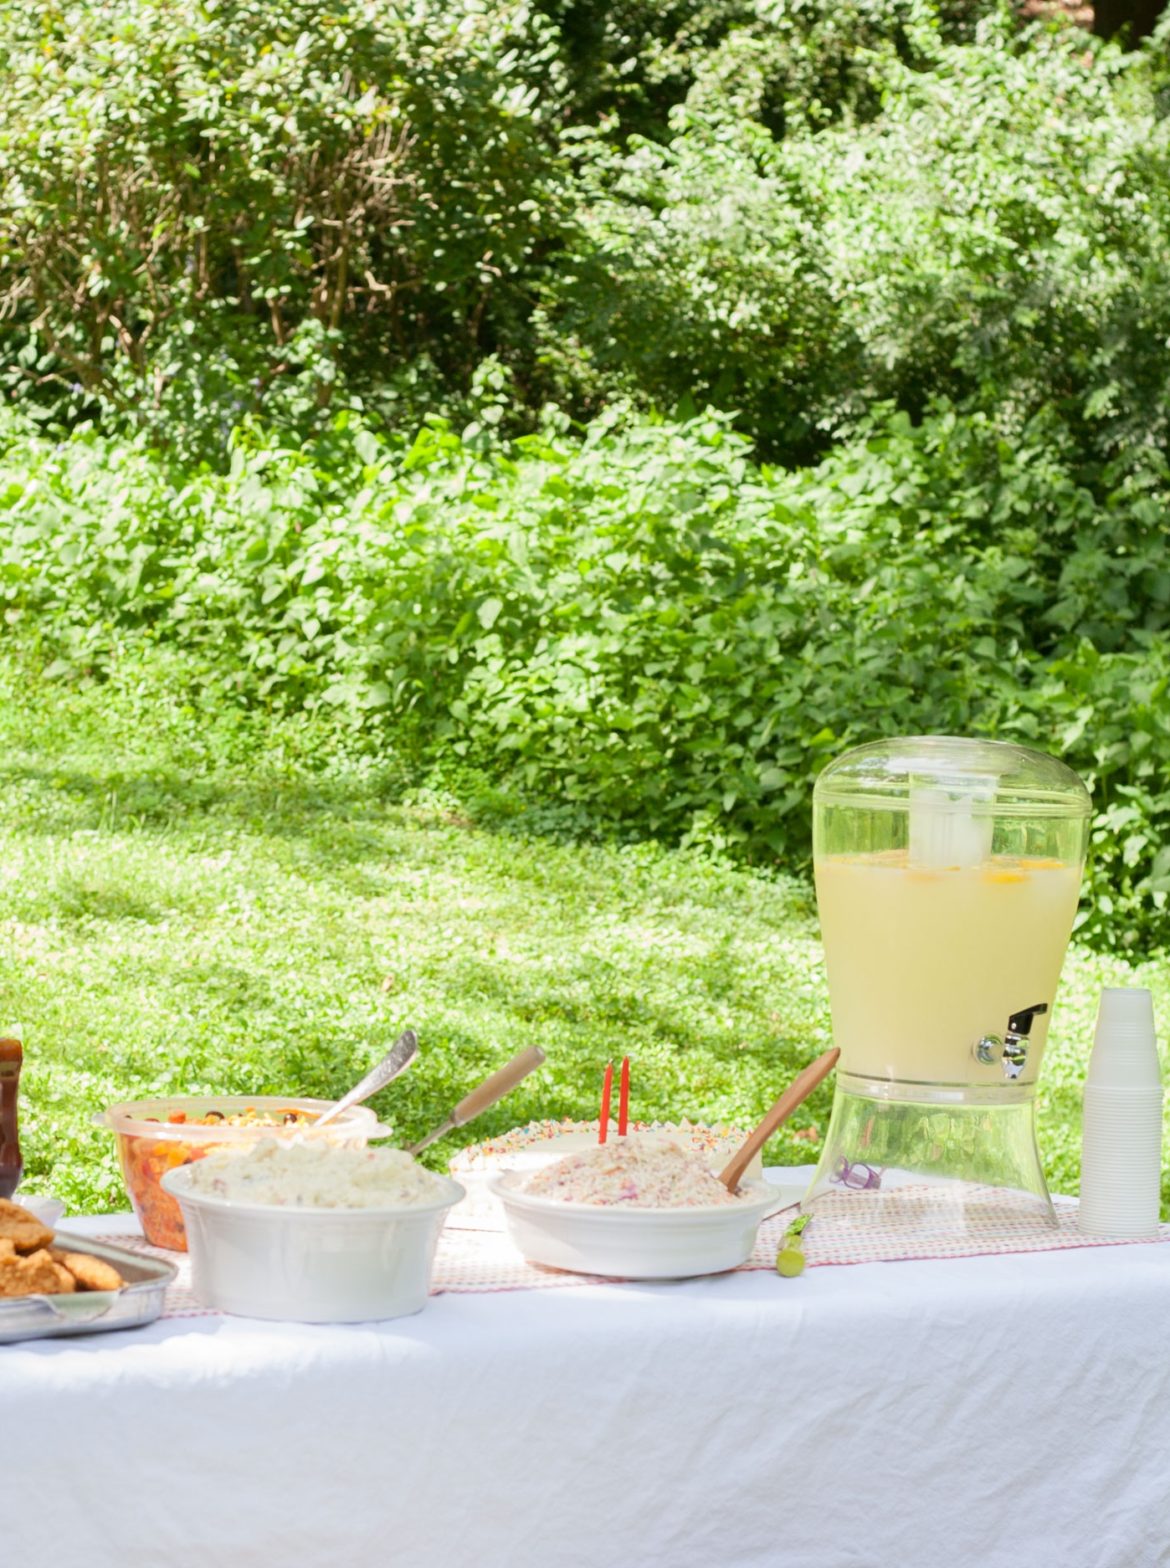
(408, 1045, 547, 1154)
(718, 1047, 840, 1192)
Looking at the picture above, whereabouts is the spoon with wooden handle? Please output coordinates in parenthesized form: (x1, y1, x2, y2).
(718, 1047, 840, 1192)
(408, 1045, 547, 1154)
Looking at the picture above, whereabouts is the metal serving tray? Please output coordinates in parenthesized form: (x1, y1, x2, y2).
(0, 1232, 177, 1345)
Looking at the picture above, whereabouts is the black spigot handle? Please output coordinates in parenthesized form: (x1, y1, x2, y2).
(1007, 1003, 1049, 1038)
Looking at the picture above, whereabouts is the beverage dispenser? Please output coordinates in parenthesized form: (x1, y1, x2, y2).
(803, 736, 1091, 1231)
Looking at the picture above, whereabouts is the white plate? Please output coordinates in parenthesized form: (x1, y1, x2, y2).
(491, 1174, 786, 1280)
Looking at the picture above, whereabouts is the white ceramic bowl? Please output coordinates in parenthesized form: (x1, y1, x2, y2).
(161, 1166, 464, 1322)
(491, 1173, 783, 1280)
(450, 1125, 762, 1224)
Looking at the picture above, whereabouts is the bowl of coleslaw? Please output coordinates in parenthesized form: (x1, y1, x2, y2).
(490, 1140, 783, 1279)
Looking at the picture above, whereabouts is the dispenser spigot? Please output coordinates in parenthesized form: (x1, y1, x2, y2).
(975, 1003, 1048, 1080)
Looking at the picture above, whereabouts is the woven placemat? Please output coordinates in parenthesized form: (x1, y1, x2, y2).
(781, 1187, 1170, 1268)
(97, 1187, 1170, 1319)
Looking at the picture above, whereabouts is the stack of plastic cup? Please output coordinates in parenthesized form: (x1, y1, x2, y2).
(1078, 988, 1164, 1238)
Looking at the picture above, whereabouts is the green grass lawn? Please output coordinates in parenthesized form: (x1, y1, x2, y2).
(2, 648, 1167, 1216)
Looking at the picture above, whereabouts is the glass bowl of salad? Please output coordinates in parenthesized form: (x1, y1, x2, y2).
(95, 1097, 390, 1250)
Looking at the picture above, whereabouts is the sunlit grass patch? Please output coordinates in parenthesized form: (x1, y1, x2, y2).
(1, 649, 1166, 1215)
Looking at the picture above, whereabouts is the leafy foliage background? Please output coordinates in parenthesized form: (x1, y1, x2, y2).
(3, 399, 1167, 948)
(1, 0, 1168, 950)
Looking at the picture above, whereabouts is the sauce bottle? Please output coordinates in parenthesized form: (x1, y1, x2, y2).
(0, 1037, 23, 1199)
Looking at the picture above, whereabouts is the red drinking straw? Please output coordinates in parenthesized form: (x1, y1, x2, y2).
(598, 1061, 614, 1144)
(618, 1056, 630, 1137)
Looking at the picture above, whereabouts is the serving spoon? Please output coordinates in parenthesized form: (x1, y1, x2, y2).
(718, 1047, 840, 1192)
(408, 1045, 547, 1154)
(311, 1029, 419, 1129)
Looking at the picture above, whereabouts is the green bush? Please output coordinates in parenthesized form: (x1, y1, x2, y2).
(536, 0, 985, 142)
(2, 401, 1166, 949)
(6, 0, 1169, 471)
(537, 14, 1170, 463)
(796, 18, 1170, 459)
(0, 0, 565, 449)
(532, 115, 849, 459)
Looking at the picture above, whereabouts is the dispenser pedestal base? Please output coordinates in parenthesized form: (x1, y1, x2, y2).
(802, 1074, 1056, 1234)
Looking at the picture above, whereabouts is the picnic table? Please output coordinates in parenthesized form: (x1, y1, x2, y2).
(5, 1169, 1170, 1568)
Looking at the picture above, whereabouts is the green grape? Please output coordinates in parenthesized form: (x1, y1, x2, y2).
(775, 1246, 806, 1278)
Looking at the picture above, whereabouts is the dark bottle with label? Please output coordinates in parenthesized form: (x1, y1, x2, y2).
(0, 1037, 22, 1199)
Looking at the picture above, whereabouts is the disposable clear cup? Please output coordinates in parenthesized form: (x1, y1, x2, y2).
(1083, 1153, 1163, 1167)
(1079, 1212, 1161, 1234)
(1079, 1163, 1161, 1192)
(1083, 1130, 1164, 1149)
(1083, 1136, 1165, 1155)
(1087, 989, 1162, 1088)
(1080, 1107, 1164, 1131)
(1078, 1215, 1160, 1240)
(1086, 1054, 1162, 1089)
(1083, 1147, 1163, 1160)
(1095, 986, 1156, 1035)
(1080, 1108, 1163, 1136)
(1084, 1126, 1164, 1140)
(1079, 1174, 1161, 1196)
(1079, 1087, 1163, 1237)
(1077, 1197, 1161, 1237)
(1080, 1163, 1163, 1182)
(1083, 1083, 1164, 1099)
(1081, 1107, 1161, 1146)
(1082, 1088, 1164, 1105)
(1080, 1174, 1163, 1194)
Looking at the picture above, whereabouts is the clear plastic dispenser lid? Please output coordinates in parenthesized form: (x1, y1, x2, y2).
(814, 736, 1092, 819)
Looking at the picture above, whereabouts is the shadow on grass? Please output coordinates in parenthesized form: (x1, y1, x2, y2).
(47, 874, 172, 926)
(0, 751, 816, 926)
(0, 759, 430, 857)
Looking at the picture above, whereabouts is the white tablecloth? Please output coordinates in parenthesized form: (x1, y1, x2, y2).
(5, 1173, 1170, 1568)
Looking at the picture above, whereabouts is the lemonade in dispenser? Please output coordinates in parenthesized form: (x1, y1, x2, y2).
(803, 736, 1090, 1230)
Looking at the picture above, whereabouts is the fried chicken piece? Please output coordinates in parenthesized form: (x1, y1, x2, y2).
(0, 1198, 54, 1255)
(0, 1246, 68, 1297)
(50, 1261, 77, 1293)
(51, 1250, 124, 1292)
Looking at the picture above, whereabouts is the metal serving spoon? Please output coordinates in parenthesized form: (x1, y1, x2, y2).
(311, 1029, 420, 1129)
